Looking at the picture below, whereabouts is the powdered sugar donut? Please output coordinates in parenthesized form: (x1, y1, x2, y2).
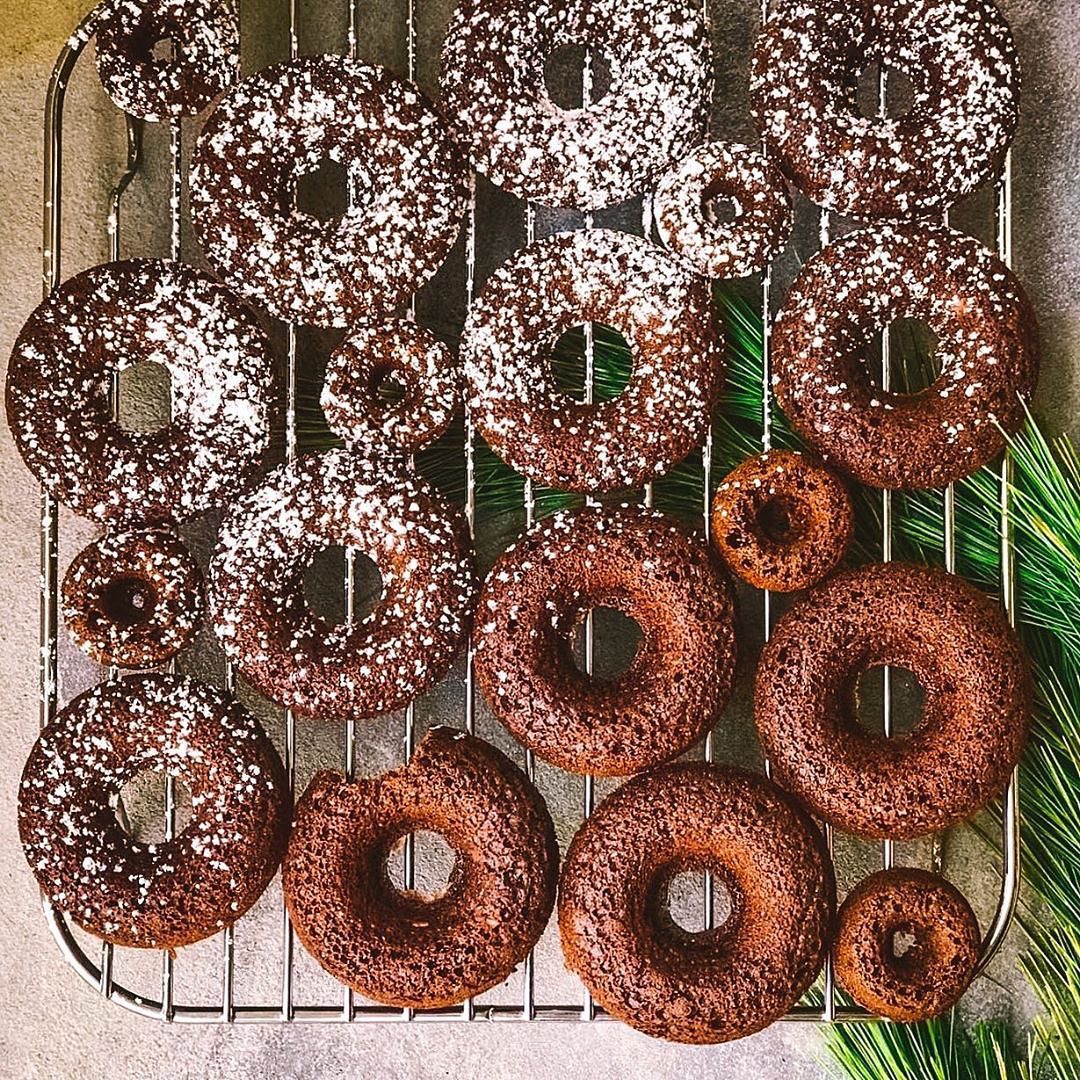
(191, 56, 468, 327)
(653, 141, 793, 279)
(750, 0, 1019, 219)
(462, 229, 723, 493)
(440, 0, 710, 209)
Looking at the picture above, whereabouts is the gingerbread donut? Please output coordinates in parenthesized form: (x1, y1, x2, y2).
(771, 222, 1038, 490)
(755, 562, 1030, 839)
(191, 56, 468, 327)
(710, 450, 853, 592)
(19, 673, 290, 949)
(283, 727, 558, 1008)
(210, 449, 476, 720)
(5, 259, 272, 526)
(61, 527, 203, 669)
(559, 764, 835, 1043)
(462, 229, 723, 493)
(653, 141, 793, 279)
(473, 505, 736, 776)
(834, 868, 981, 1022)
(440, 0, 710, 209)
(750, 0, 1019, 219)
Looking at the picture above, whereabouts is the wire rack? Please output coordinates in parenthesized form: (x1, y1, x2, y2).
(34, 0, 1020, 1027)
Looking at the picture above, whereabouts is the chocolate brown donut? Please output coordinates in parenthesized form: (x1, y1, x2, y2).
(19, 673, 290, 949)
(834, 868, 981, 1022)
(750, 0, 1019, 219)
(473, 505, 736, 776)
(755, 562, 1030, 839)
(283, 727, 558, 1008)
(710, 450, 853, 592)
(558, 764, 835, 1043)
(771, 223, 1038, 490)
(61, 527, 203, 669)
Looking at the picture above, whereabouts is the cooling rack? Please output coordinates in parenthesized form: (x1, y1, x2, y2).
(34, 0, 1020, 1026)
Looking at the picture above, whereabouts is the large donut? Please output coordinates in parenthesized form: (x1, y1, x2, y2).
(5, 259, 272, 526)
(750, 0, 1020, 219)
(209, 448, 477, 720)
(18, 673, 291, 949)
(283, 727, 558, 1008)
(462, 229, 723, 493)
(771, 222, 1038, 490)
(440, 0, 710, 209)
(754, 562, 1030, 839)
(558, 764, 835, 1043)
(473, 505, 736, 776)
(191, 56, 468, 327)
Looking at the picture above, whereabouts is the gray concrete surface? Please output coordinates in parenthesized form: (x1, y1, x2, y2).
(0, 1, 1077, 1078)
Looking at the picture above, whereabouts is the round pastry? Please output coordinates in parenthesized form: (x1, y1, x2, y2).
(440, 0, 710, 210)
(755, 562, 1030, 839)
(283, 726, 558, 1008)
(834, 868, 981, 1022)
(710, 449, 852, 592)
(473, 505, 736, 776)
(462, 229, 723, 493)
(61, 527, 203, 668)
(321, 318, 457, 456)
(559, 763, 835, 1044)
(95, 0, 240, 122)
(210, 448, 476, 720)
(771, 222, 1038, 490)
(653, 141, 793, 279)
(191, 55, 468, 328)
(750, 0, 1019, 218)
(5, 259, 272, 526)
(19, 672, 290, 949)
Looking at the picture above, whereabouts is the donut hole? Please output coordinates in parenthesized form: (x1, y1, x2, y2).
(550, 323, 632, 403)
(302, 546, 384, 627)
(367, 363, 409, 409)
(568, 605, 643, 681)
(295, 156, 350, 224)
(701, 180, 742, 226)
(754, 494, 806, 546)
(101, 575, 159, 627)
(112, 770, 193, 845)
(385, 829, 457, 903)
(855, 61, 916, 120)
(891, 925, 920, 961)
(117, 361, 172, 433)
(543, 42, 613, 111)
(150, 35, 175, 63)
(851, 664, 925, 737)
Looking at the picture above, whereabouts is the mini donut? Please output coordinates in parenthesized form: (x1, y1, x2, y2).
(462, 229, 723, 493)
(191, 55, 468, 328)
(750, 0, 1019, 218)
(755, 562, 1030, 839)
(440, 0, 710, 210)
(710, 450, 853, 592)
(321, 318, 457, 456)
(771, 222, 1038, 490)
(95, 0, 239, 122)
(558, 763, 835, 1043)
(5, 259, 272, 526)
(209, 448, 476, 720)
(834, 868, 981, 1022)
(18, 672, 290, 949)
(473, 505, 736, 776)
(283, 726, 558, 1008)
(653, 141, 793, 279)
(61, 527, 203, 669)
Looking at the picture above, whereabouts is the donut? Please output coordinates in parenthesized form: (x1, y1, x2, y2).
(558, 763, 835, 1043)
(95, 0, 239, 122)
(321, 318, 457, 457)
(750, 0, 1020, 219)
(473, 505, 736, 776)
(209, 448, 476, 720)
(771, 222, 1038, 490)
(283, 726, 558, 1008)
(61, 527, 203, 669)
(710, 450, 853, 592)
(5, 259, 272, 526)
(653, 141, 793, 279)
(191, 55, 468, 328)
(754, 562, 1030, 839)
(18, 672, 290, 949)
(462, 229, 723, 493)
(834, 868, 981, 1022)
(440, 0, 710, 210)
